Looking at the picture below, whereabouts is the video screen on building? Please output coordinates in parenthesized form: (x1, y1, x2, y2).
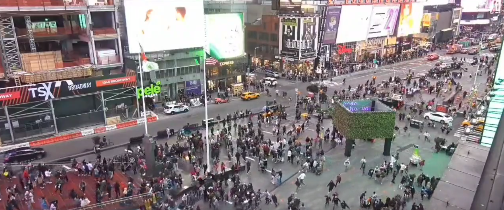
(205, 13, 245, 60)
(123, 0, 205, 53)
(397, 3, 423, 37)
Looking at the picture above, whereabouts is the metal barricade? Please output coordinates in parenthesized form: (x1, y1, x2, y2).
(69, 192, 159, 210)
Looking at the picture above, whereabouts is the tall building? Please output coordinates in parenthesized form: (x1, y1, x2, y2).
(0, 0, 137, 143)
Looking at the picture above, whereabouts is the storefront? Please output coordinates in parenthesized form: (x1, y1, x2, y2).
(357, 37, 386, 61)
(252, 57, 281, 71)
(384, 37, 398, 56)
(331, 42, 357, 63)
(206, 60, 246, 92)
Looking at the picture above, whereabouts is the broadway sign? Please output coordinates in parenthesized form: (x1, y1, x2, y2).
(0, 70, 137, 107)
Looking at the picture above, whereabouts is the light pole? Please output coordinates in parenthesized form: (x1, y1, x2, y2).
(253, 47, 259, 70)
(202, 54, 211, 173)
(137, 54, 149, 135)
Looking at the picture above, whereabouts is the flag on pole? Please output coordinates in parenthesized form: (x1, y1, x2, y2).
(139, 43, 159, 72)
(205, 53, 219, 66)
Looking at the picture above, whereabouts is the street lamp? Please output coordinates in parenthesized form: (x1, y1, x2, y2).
(137, 54, 149, 136)
(253, 47, 259, 70)
(202, 53, 211, 173)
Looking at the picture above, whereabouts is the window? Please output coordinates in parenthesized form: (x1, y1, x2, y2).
(270, 34, 278, 42)
(158, 70, 165, 78)
(263, 22, 267, 30)
(155, 71, 161, 79)
(176, 68, 181, 76)
(259, 32, 269, 41)
(274, 23, 278, 30)
(248, 31, 257, 39)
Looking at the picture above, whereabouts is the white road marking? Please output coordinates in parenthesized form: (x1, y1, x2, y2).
(246, 157, 256, 161)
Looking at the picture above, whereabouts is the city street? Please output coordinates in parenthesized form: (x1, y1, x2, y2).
(31, 50, 493, 209)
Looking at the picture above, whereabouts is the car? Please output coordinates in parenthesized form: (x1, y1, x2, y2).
(241, 92, 260, 100)
(423, 112, 453, 124)
(467, 48, 479, 55)
(4, 147, 46, 163)
(263, 77, 278, 86)
(164, 104, 189, 115)
(427, 54, 439, 61)
(214, 98, 229, 104)
(265, 70, 280, 78)
(461, 117, 485, 127)
(461, 48, 469, 54)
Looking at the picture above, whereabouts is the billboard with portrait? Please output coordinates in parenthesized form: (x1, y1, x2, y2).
(397, 3, 423, 37)
(124, 0, 205, 53)
(300, 17, 319, 59)
(367, 5, 400, 39)
(323, 6, 342, 44)
(336, 5, 373, 44)
(205, 13, 245, 60)
(280, 18, 301, 58)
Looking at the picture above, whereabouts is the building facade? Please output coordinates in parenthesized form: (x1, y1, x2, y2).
(0, 0, 137, 143)
(246, 15, 281, 70)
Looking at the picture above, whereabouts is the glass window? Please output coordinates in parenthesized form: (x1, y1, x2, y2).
(247, 31, 257, 39)
(154, 71, 160, 79)
(176, 68, 181, 76)
(159, 70, 165, 78)
(168, 69, 175, 77)
(270, 34, 278, 42)
(164, 70, 169, 78)
(259, 32, 269, 41)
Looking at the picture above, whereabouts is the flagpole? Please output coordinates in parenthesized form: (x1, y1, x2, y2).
(203, 54, 211, 173)
(138, 53, 149, 136)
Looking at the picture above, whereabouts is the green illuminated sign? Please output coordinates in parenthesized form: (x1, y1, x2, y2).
(137, 81, 161, 99)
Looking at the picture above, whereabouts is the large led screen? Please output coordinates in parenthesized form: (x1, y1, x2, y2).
(124, 0, 205, 53)
(368, 5, 400, 39)
(462, 0, 496, 11)
(323, 6, 342, 44)
(481, 42, 504, 147)
(336, 5, 373, 44)
(205, 13, 245, 60)
(397, 3, 423, 37)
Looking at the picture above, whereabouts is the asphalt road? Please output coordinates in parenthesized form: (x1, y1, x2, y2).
(38, 50, 488, 164)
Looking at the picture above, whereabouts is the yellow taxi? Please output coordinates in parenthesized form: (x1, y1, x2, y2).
(241, 92, 260, 101)
(461, 117, 485, 127)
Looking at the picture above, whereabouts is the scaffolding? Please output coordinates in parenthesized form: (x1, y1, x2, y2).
(24, 16, 37, 53)
(0, 16, 22, 76)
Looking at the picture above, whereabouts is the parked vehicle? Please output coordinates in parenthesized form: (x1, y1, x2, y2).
(164, 104, 189, 115)
(424, 112, 453, 124)
(3, 147, 46, 163)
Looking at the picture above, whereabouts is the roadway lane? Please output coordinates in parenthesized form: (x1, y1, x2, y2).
(38, 51, 487, 162)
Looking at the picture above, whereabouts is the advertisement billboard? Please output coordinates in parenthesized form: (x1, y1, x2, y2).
(185, 80, 202, 95)
(397, 3, 423, 37)
(0, 71, 137, 107)
(280, 18, 301, 58)
(323, 6, 342, 44)
(205, 13, 245, 60)
(461, 0, 496, 11)
(300, 17, 319, 59)
(481, 43, 504, 147)
(367, 5, 400, 39)
(123, 0, 205, 53)
(336, 5, 373, 44)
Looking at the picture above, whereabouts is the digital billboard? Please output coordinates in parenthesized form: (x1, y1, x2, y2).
(300, 17, 319, 59)
(0, 70, 137, 107)
(481, 42, 504, 147)
(205, 13, 245, 60)
(336, 5, 373, 44)
(367, 5, 400, 39)
(323, 6, 342, 44)
(397, 3, 423, 37)
(461, 0, 496, 11)
(280, 18, 301, 58)
(123, 0, 205, 53)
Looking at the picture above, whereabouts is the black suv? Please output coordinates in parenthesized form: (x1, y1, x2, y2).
(3, 147, 46, 163)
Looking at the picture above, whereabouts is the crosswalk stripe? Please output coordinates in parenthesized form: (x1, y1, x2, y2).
(453, 127, 482, 143)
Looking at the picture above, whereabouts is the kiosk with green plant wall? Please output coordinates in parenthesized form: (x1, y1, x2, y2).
(332, 99, 396, 157)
